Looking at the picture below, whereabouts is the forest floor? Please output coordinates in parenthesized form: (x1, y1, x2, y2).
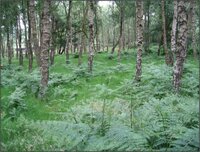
(1, 47, 199, 151)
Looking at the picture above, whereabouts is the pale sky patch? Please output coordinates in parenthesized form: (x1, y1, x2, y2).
(98, 1, 112, 7)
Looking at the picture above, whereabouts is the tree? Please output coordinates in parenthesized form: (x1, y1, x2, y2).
(22, 0, 28, 59)
(117, 0, 125, 62)
(190, 0, 197, 59)
(171, 0, 178, 56)
(29, 0, 40, 67)
(79, 2, 88, 65)
(135, 0, 144, 81)
(144, 0, 151, 53)
(161, 0, 173, 66)
(111, 1, 125, 60)
(27, 0, 33, 72)
(173, 0, 188, 92)
(64, 0, 72, 64)
(39, 0, 51, 98)
(88, 0, 95, 73)
(18, 15, 23, 66)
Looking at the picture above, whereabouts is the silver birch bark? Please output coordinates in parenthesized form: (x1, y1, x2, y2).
(173, 0, 188, 92)
(88, 0, 95, 73)
(39, 0, 51, 98)
(135, 0, 144, 81)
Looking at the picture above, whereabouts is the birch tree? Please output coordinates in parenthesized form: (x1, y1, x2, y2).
(135, 0, 144, 81)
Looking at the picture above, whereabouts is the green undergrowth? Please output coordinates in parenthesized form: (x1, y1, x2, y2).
(1, 49, 199, 151)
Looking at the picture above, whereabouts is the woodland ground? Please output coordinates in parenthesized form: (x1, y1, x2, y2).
(1, 46, 199, 151)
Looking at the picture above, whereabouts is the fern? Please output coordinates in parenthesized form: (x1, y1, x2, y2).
(171, 128, 199, 151)
(7, 88, 26, 119)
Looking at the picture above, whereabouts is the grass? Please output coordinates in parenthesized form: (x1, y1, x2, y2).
(1, 47, 199, 151)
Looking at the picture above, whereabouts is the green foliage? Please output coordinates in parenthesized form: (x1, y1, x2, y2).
(1, 50, 199, 151)
(6, 87, 26, 119)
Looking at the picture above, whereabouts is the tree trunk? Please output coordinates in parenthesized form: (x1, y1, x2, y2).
(161, 0, 173, 66)
(190, 0, 197, 59)
(18, 17, 23, 66)
(144, 0, 150, 53)
(135, 0, 144, 81)
(50, 16, 55, 66)
(171, 0, 178, 56)
(30, 0, 40, 67)
(39, 0, 51, 98)
(127, 19, 130, 50)
(16, 18, 19, 59)
(101, 22, 104, 51)
(88, 0, 95, 73)
(117, 0, 124, 62)
(21, 0, 28, 59)
(79, 3, 87, 66)
(27, 0, 33, 72)
(111, 1, 124, 60)
(65, 0, 72, 64)
(82, 2, 87, 54)
(94, 1, 100, 52)
(11, 29, 14, 58)
(7, 28, 12, 64)
(111, 1, 117, 54)
(173, 0, 188, 92)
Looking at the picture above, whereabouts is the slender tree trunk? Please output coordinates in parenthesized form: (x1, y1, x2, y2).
(135, 0, 144, 81)
(65, 0, 72, 64)
(16, 18, 19, 59)
(82, 2, 87, 54)
(173, 0, 188, 92)
(79, 3, 87, 66)
(101, 22, 104, 51)
(161, 0, 173, 66)
(117, 0, 124, 62)
(111, 1, 124, 58)
(144, 11, 147, 53)
(39, 0, 51, 98)
(147, 0, 150, 52)
(190, 0, 197, 59)
(11, 29, 14, 58)
(7, 28, 12, 64)
(127, 19, 130, 50)
(171, 0, 178, 56)
(21, 0, 28, 59)
(88, 0, 95, 73)
(18, 17, 23, 66)
(133, 6, 137, 48)
(144, 0, 150, 53)
(2, 41, 5, 58)
(27, 0, 33, 72)
(23, 19, 28, 59)
(94, 1, 100, 52)
(50, 16, 55, 66)
(30, 0, 40, 67)
(111, 1, 117, 54)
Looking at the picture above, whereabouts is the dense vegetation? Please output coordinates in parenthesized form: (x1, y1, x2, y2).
(1, 0, 199, 151)
(1, 49, 199, 151)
